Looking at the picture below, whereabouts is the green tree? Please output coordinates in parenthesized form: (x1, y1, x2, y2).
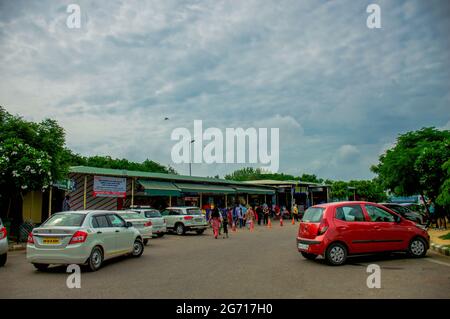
(0, 107, 69, 228)
(348, 179, 387, 202)
(436, 159, 450, 207)
(299, 173, 323, 184)
(371, 127, 450, 211)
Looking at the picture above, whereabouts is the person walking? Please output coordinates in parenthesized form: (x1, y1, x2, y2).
(263, 204, 269, 225)
(210, 207, 221, 239)
(62, 195, 71, 211)
(246, 206, 255, 231)
(426, 200, 437, 229)
(293, 204, 299, 221)
(222, 212, 229, 238)
(256, 205, 263, 225)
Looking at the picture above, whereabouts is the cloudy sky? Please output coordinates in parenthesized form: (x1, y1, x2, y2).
(1, 0, 449, 180)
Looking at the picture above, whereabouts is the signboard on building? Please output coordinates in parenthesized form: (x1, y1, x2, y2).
(295, 186, 308, 194)
(93, 176, 127, 198)
(53, 179, 76, 191)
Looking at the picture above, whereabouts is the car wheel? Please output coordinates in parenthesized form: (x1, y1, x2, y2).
(87, 246, 103, 272)
(408, 237, 427, 258)
(175, 223, 185, 236)
(143, 239, 149, 246)
(33, 263, 49, 271)
(0, 253, 7, 267)
(157, 233, 165, 238)
(132, 239, 144, 257)
(301, 252, 317, 260)
(325, 243, 347, 266)
(196, 229, 205, 235)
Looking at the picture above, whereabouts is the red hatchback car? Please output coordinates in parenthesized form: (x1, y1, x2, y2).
(297, 201, 430, 265)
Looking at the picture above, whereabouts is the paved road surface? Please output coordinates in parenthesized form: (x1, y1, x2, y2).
(1, 223, 449, 298)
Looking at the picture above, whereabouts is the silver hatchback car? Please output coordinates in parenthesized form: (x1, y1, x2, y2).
(27, 211, 144, 271)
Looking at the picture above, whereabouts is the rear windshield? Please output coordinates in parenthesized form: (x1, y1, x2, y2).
(43, 213, 85, 227)
(186, 208, 202, 215)
(119, 212, 142, 219)
(302, 207, 324, 223)
(143, 210, 162, 218)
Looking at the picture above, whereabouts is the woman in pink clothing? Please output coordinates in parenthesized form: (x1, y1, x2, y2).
(210, 208, 222, 239)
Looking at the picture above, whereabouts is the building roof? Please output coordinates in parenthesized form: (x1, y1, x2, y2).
(244, 179, 331, 187)
(69, 166, 276, 191)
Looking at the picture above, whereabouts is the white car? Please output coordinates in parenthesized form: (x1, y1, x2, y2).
(116, 211, 153, 245)
(0, 218, 8, 267)
(129, 208, 167, 238)
(161, 206, 208, 235)
(26, 211, 144, 272)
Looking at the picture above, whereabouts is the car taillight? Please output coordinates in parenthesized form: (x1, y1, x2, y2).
(0, 227, 7, 240)
(318, 220, 329, 236)
(184, 216, 193, 220)
(27, 232, 34, 244)
(144, 221, 152, 227)
(69, 231, 88, 245)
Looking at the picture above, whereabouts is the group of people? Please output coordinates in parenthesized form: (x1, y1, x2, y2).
(206, 203, 301, 239)
(426, 200, 448, 230)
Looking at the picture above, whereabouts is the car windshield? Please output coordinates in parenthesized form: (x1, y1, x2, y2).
(186, 208, 202, 215)
(43, 213, 85, 227)
(119, 212, 142, 219)
(143, 210, 162, 218)
(302, 207, 324, 223)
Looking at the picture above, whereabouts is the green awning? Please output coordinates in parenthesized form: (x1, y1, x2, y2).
(233, 186, 275, 195)
(174, 183, 236, 194)
(138, 180, 181, 196)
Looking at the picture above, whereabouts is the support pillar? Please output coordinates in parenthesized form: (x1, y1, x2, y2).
(83, 176, 87, 209)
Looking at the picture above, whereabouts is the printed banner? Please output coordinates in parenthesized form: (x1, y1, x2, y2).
(93, 175, 127, 198)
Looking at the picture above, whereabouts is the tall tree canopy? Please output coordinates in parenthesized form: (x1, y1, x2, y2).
(371, 127, 450, 207)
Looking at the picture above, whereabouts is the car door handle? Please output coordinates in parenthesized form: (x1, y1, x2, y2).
(115, 230, 120, 233)
(337, 226, 348, 230)
(374, 226, 380, 230)
(96, 231, 102, 234)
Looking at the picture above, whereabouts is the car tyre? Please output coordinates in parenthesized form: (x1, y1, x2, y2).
(175, 223, 185, 236)
(408, 237, 427, 258)
(132, 239, 144, 258)
(196, 229, 205, 235)
(33, 263, 49, 271)
(157, 233, 165, 238)
(325, 243, 347, 266)
(301, 252, 317, 260)
(87, 246, 103, 272)
(0, 253, 7, 267)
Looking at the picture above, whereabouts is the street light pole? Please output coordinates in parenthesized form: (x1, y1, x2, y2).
(189, 139, 195, 176)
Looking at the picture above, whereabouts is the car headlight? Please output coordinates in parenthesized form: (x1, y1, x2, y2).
(415, 224, 426, 231)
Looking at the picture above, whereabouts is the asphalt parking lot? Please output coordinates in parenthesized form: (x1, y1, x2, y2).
(1, 223, 449, 298)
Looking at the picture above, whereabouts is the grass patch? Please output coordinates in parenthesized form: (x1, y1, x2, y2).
(438, 232, 450, 240)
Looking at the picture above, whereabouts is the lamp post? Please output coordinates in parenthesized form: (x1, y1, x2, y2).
(189, 139, 195, 176)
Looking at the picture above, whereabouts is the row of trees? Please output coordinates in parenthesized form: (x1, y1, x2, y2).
(0, 106, 177, 225)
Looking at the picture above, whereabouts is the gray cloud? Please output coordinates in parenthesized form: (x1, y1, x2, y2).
(0, 0, 449, 180)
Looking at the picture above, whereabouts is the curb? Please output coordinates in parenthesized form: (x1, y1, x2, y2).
(8, 243, 26, 252)
(430, 243, 450, 256)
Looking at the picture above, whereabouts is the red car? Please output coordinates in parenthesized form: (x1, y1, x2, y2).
(297, 201, 430, 265)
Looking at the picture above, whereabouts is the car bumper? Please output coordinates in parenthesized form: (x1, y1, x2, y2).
(26, 244, 91, 265)
(296, 237, 326, 255)
(152, 225, 167, 234)
(0, 238, 8, 255)
(138, 228, 153, 239)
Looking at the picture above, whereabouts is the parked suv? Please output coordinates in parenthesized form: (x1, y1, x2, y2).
(0, 218, 7, 267)
(129, 207, 167, 238)
(379, 203, 426, 225)
(27, 211, 144, 271)
(297, 201, 430, 265)
(160, 207, 207, 235)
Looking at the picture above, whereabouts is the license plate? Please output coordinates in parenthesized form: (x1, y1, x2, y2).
(43, 238, 60, 245)
(298, 243, 309, 250)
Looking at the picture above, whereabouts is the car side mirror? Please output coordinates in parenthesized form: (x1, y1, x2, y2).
(395, 216, 401, 223)
(125, 221, 132, 228)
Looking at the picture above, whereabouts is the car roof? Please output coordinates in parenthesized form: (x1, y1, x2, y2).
(313, 201, 380, 208)
(52, 210, 116, 215)
(165, 206, 200, 209)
